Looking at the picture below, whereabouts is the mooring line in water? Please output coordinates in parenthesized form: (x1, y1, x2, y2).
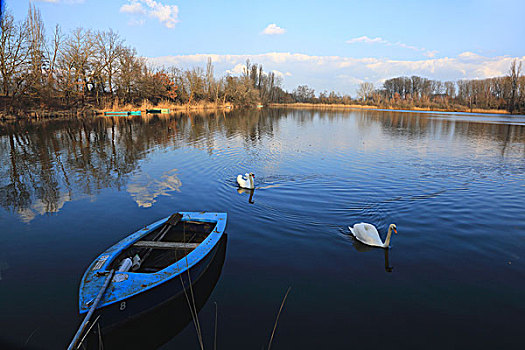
(179, 255, 204, 350)
(97, 322, 103, 349)
(214, 301, 218, 350)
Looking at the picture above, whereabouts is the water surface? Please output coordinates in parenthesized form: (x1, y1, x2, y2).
(0, 108, 524, 349)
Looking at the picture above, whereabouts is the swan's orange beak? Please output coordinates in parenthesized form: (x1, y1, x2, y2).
(394, 228, 398, 234)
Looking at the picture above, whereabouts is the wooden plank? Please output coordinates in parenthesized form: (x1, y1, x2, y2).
(133, 241, 199, 249)
(185, 220, 210, 225)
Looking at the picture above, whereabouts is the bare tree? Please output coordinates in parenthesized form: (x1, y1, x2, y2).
(293, 85, 315, 102)
(57, 28, 95, 106)
(205, 57, 214, 101)
(96, 29, 124, 96)
(115, 46, 141, 103)
(357, 82, 374, 102)
(184, 67, 205, 105)
(0, 10, 28, 98)
(507, 59, 522, 113)
(25, 4, 47, 99)
(444, 81, 456, 98)
(45, 25, 61, 96)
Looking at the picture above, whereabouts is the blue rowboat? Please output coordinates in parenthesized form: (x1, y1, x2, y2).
(77, 212, 227, 329)
(84, 234, 228, 349)
(103, 111, 129, 116)
(103, 111, 141, 116)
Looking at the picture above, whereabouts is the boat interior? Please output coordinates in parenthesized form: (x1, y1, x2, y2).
(109, 218, 216, 273)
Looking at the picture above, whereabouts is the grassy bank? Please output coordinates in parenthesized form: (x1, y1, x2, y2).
(0, 100, 235, 120)
(98, 100, 234, 114)
(269, 103, 510, 115)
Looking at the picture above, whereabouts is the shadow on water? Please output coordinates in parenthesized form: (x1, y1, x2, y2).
(236, 187, 255, 204)
(84, 234, 228, 350)
(350, 236, 393, 273)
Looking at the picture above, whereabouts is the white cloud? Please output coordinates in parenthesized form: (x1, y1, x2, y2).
(271, 70, 285, 78)
(127, 169, 182, 208)
(424, 50, 438, 58)
(121, 2, 146, 14)
(347, 35, 437, 58)
(262, 24, 286, 35)
(120, 0, 179, 28)
(346, 36, 387, 44)
(148, 52, 524, 95)
(129, 18, 146, 26)
(226, 63, 246, 75)
(34, 0, 85, 3)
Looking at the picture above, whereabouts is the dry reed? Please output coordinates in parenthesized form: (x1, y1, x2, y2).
(100, 99, 233, 114)
(267, 286, 292, 350)
(270, 102, 510, 115)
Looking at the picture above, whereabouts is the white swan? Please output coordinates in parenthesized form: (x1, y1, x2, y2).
(237, 172, 255, 189)
(348, 223, 397, 248)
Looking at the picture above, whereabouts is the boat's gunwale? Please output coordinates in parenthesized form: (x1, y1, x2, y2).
(79, 212, 227, 313)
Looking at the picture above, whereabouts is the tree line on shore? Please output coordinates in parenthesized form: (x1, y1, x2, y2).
(0, 5, 292, 113)
(1, 5, 524, 114)
(353, 63, 524, 113)
(291, 61, 524, 114)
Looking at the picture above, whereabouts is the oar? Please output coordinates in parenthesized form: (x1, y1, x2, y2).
(140, 213, 183, 264)
(67, 269, 115, 350)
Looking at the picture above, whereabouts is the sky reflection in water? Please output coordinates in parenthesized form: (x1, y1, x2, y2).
(0, 109, 524, 349)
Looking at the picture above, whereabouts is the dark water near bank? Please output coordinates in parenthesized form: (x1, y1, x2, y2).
(0, 109, 524, 349)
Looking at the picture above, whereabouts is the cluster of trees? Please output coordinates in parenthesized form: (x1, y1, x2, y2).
(290, 62, 524, 114)
(175, 58, 291, 107)
(1, 5, 523, 114)
(290, 85, 353, 105)
(0, 6, 290, 112)
(355, 61, 524, 113)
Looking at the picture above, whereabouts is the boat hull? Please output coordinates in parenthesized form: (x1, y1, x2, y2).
(84, 234, 227, 349)
(77, 212, 227, 329)
(95, 235, 222, 329)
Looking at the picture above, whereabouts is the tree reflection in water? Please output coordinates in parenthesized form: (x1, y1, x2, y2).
(1, 108, 523, 221)
(0, 109, 286, 220)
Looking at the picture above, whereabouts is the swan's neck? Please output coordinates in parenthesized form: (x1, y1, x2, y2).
(249, 176, 254, 188)
(383, 226, 393, 247)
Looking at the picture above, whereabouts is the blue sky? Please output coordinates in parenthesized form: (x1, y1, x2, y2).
(6, 0, 525, 94)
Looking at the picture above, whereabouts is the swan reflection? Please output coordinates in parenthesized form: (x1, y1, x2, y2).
(237, 187, 255, 204)
(0, 261, 9, 281)
(350, 237, 393, 273)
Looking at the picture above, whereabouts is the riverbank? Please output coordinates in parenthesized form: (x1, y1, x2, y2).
(0, 101, 234, 120)
(99, 100, 234, 114)
(269, 103, 510, 115)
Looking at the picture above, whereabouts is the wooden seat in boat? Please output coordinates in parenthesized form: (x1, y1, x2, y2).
(133, 241, 199, 249)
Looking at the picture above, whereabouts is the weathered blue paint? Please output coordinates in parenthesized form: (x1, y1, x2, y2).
(78, 212, 227, 316)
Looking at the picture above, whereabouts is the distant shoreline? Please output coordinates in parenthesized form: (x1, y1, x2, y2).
(0, 101, 234, 120)
(269, 103, 511, 115)
(97, 101, 234, 114)
(1, 101, 516, 121)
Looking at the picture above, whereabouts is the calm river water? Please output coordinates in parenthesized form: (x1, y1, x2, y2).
(0, 108, 524, 349)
